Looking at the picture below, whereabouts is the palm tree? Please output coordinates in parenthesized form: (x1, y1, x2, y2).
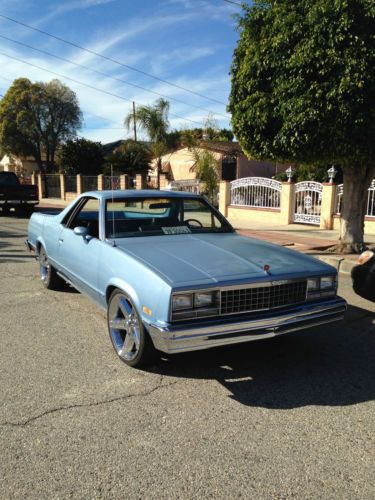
(124, 99, 170, 189)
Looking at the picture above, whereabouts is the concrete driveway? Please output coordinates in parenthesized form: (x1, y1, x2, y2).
(1, 214, 374, 499)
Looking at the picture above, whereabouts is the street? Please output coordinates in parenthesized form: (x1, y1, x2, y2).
(1, 214, 375, 499)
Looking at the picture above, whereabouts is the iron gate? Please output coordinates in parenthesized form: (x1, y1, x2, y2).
(293, 181, 322, 225)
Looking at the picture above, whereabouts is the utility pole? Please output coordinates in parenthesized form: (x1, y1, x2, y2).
(132, 101, 137, 142)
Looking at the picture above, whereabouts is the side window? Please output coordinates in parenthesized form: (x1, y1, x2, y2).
(183, 199, 220, 229)
(67, 198, 100, 238)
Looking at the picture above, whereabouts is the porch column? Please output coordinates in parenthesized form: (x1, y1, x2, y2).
(97, 174, 104, 191)
(219, 181, 230, 217)
(320, 183, 336, 229)
(280, 182, 294, 225)
(60, 174, 66, 200)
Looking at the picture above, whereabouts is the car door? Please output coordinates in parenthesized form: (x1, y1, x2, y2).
(57, 197, 103, 302)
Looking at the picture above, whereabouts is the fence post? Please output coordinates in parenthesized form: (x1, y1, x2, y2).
(219, 181, 230, 216)
(159, 174, 168, 189)
(280, 182, 294, 224)
(31, 172, 36, 185)
(135, 174, 145, 190)
(60, 174, 66, 200)
(120, 174, 128, 190)
(97, 174, 104, 191)
(76, 174, 82, 195)
(320, 183, 336, 229)
(37, 174, 44, 200)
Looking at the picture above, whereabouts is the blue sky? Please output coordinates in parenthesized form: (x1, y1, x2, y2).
(0, 0, 242, 143)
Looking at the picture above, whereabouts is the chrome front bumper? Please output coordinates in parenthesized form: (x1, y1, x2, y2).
(146, 297, 347, 354)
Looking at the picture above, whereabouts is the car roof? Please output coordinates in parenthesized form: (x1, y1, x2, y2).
(81, 190, 203, 199)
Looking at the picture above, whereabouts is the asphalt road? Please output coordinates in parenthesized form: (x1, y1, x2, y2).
(1, 214, 375, 500)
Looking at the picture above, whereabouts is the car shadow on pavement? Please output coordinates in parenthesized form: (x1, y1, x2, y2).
(156, 303, 375, 409)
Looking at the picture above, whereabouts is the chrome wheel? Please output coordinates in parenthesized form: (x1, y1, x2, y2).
(107, 289, 158, 367)
(39, 248, 51, 284)
(38, 246, 64, 290)
(108, 293, 141, 362)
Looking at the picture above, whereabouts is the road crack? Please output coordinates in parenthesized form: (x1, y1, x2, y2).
(1, 377, 182, 428)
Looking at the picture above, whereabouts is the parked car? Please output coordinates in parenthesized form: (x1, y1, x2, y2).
(351, 250, 375, 302)
(26, 190, 347, 367)
(0, 171, 38, 215)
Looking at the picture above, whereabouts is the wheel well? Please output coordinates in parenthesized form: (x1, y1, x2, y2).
(106, 286, 117, 304)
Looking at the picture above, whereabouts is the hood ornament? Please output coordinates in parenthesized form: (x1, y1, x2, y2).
(263, 264, 271, 273)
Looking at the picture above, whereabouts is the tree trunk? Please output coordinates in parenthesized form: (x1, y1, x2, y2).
(339, 165, 375, 253)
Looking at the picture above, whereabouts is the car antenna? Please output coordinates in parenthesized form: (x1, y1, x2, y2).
(111, 164, 116, 247)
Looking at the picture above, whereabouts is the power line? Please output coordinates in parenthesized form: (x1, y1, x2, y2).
(0, 34, 230, 119)
(0, 50, 205, 127)
(223, 0, 242, 6)
(0, 13, 227, 107)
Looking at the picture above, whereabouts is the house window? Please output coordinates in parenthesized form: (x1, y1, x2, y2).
(221, 157, 237, 181)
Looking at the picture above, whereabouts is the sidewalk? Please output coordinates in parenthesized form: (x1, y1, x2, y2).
(236, 220, 375, 274)
(37, 198, 375, 274)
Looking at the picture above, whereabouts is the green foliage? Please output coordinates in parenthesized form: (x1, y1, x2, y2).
(190, 148, 219, 204)
(229, 0, 375, 166)
(229, 0, 375, 248)
(59, 138, 104, 175)
(124, 99, 170, 187)
(275, 164, 343, 183)
(103, 140, 151, 177)
(0, 78, 82, 173)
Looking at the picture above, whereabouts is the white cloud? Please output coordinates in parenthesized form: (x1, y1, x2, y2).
(35, 0, 118, 25)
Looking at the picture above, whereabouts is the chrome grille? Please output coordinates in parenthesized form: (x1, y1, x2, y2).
(220, 280, 307, 315)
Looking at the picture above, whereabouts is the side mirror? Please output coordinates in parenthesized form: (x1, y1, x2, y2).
(73, 226, 89, 237)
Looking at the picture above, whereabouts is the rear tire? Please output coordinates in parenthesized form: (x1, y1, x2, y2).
(107, 289, 159, 368)
(39, 246, 64, 290)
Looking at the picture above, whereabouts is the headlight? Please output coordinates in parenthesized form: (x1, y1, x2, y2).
(320, 276, 335, 290)
(195, 292, 215, 308)
(358, 250, 374, 265)
(172, 293, 193, 310)
(171, 290, 219, 320)
(307, 278, 320, 292)
(307, 275, 337, 300)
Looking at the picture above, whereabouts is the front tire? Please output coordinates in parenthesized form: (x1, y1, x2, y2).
(107, 289, 158, 368)
(39, 246, 64, 290)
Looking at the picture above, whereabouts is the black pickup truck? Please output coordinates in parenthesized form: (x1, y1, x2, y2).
(0, 172, 39, 215)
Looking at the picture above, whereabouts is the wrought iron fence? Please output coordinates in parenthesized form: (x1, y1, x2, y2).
(293, 181, 322, 225)
(81, 176, 98, 193)
(335, 181, 375, 217)
(65, 175, 77, 193)
(104, 176, 120, 190)
(367, 180, 375, 217)
(44, 175, 60, 198)
(230, 177, 281, 208)
(169, 179, 201, 194)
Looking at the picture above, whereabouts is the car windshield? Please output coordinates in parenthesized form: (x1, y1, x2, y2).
(105, 196, 233, 238)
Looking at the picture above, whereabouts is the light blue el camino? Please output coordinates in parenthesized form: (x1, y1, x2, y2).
(26, 190, 347, 367)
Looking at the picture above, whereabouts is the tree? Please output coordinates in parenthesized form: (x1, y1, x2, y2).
(59, 138, 104, 175)
(190, 148, 219, 205)
(124, 98, 170, 188)
(0, 78, 82, 175)
(103, 140, 151, 177)
(229, 0, 375, 252)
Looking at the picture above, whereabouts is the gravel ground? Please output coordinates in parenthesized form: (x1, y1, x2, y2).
(1, 214, 374, 500)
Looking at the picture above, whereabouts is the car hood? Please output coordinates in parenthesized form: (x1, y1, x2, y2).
(115, 232, 335, 287)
